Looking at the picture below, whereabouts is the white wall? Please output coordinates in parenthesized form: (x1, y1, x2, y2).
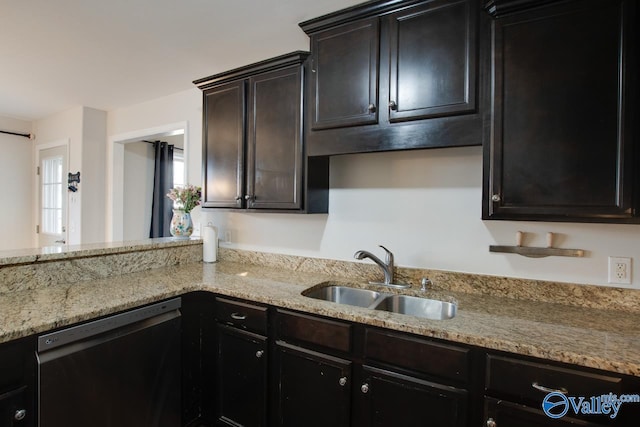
(0, 116, 33, 250)
(81, 107, 107, 244)
(106, 89, 640, 289)
(123, 142, 154, 240)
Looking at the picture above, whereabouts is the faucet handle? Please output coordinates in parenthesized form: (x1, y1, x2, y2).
(421, 277, 432, 291)
(378, 245, 394, 266)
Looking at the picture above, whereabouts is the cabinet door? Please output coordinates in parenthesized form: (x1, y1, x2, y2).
(216, 325, 267, 427)
(0, 387, 29, 427)
(484, 397, 607, 427)
(388, 0, 477, 122)
(310, 17, 379, 130)
(356, 365, 467, 427)
(203, 80, 245, 209)
(274, 342, 351, 427)
(1, 338, 36, 427)
(484, 0, 637, 222)
(246, 66, 303, 209)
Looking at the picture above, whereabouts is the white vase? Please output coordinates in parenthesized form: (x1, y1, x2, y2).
(170, 209, 193, 238)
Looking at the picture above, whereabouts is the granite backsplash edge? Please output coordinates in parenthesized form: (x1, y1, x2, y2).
(0, 239, 203, 294)
(218, 247, 640, 313)
(2, 240, 637, 313)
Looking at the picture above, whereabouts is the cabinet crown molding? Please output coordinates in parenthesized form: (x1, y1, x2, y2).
(300, 0, 428, 34)
(193, 51, 310, 90)
(483, 0, 562, 17)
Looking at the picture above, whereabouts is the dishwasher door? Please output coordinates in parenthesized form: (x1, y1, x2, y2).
(36, 298, 182, 427)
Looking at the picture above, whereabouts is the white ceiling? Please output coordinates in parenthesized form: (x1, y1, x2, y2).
(0, 0, 363, 121)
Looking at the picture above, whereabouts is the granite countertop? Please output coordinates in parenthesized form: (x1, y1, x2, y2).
(1, 260, 639, 377)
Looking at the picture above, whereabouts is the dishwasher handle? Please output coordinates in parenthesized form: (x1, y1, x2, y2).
(37, 298, 181, 353)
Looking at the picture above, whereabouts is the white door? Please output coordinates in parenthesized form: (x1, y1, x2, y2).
(38, 145, 68, 247)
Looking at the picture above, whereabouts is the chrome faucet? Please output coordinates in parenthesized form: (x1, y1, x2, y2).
(354, 245, 409, 288)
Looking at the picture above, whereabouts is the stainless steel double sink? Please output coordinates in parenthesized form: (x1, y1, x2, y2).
(302, 284, 457, 320)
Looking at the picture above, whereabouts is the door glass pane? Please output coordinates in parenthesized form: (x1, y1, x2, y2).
(42, 156, 63, 234)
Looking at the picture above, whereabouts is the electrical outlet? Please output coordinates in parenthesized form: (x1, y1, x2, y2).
(223, 229, 232, 243)
(608, 257, 632, 285)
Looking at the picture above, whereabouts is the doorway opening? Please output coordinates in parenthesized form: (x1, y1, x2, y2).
(107, 122, 188, 242)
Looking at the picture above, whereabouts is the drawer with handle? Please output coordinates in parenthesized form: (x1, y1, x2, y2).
(486, 354, 623, 404)
(275, 309, 352, 354)
(215, 297, 268, 335)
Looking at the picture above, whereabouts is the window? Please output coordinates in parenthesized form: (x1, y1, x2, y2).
(42, 156, 63, 234)
(173, 150, 185, 188)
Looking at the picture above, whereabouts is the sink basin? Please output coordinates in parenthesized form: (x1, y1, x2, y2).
(372, 294, 457, 320)
(302, 285, 383, 308)
(302, 284, 457, 320)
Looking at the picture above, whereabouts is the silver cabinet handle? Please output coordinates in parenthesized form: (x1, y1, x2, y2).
(230, 312, 247, 320)
(388, 100, 397, 110)
(361, 383, 369, 394)
(491, 194, 501, 202)
(486, 418, 496, 427)
(14, 409, 26, 421)
(339, 377, 347, 387)
(367, 103, 376, 113)
(256, 350, 264, 358)
(235, 196, 242, 201)
(532, 382, 568, 395)
(54, 239, 66, 244)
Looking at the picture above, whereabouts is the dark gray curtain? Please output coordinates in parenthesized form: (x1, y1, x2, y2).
(149, 141, 174, 238)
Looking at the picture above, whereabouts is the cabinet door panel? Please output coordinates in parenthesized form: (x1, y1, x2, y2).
(358, 365, 468, 427)
(216, 325, 267, 427)
(247, 66, 303, 209)
(388, 0, 477, 122)
(485, 0, 637, 221)
(274, 342, 351, 427)
(203, 81, 245, 209)
(0, 387, 29, 427)
(311, 17, 379, 130)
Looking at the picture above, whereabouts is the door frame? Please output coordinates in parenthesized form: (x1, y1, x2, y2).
(34, 139, 70, 248)
(106, 121, 188, 242)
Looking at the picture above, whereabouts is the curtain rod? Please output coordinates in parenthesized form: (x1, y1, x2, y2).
(1, 129, 35, 139)
(143, 140, 184, 151)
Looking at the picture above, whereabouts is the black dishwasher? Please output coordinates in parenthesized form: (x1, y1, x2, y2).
(36, 298, 182, 427)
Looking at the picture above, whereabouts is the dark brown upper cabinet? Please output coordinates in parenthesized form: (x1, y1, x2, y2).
(300, 0, 488, 156)
(194, 52, 329, 213)
(201, 81, 245, 209)
(387, 0, 477, 123)
(482, 0, 639, 223)
(310, 17, 379, 130)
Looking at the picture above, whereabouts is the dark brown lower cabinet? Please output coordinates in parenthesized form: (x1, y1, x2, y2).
(0, 337, 35, 427)
(484, 354, 640, 427)
(357, 365, 468, 427)
(192, 296, 640, 427)
(484, 397, 606, 427)
(274, 342, 352, 427)
(0, 387, 29, 427)
(215, 325, 268, 427)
